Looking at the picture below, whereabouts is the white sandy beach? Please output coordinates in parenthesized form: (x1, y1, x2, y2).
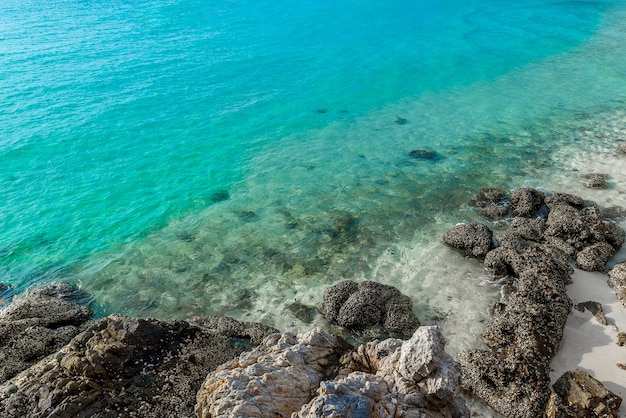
(550, 267, 626, 415)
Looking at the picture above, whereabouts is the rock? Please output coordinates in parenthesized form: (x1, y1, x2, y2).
(395, 116, 408, 124)
(544, 205, 624, 253)
(576, 242, 616, 272)
(0, 314, 276, 417)
(209, 189, 230, 203)
(575, 301, 608, 325)
(544, 192, 585, 209)
(320, 280, 420, 340)
(196, 327, 469, 418)
(583, 173, 610, 189)
(601, 205, 626, 220)
(0, 283, 93, 384)
(510, 188, 545, 217)
(443, 222, 494, 259)
(468, 187, 510, 220)
(547, 369, 622, 417)
(608, 262, 626, 308)
(408, 149, 441, 161)
(617, 332, 626, 346)
(621, 143, 626, 154)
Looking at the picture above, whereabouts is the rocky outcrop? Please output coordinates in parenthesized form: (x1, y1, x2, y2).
(196, 326, 469, 418)
(467, 187, 510, 220)
(443, 222, 494, 258)
(0, 283, 93, 384)
(0, 310, 276, 417)
(582, 173, 610, 189)
(320, 280, 420, 340)
(545, 369, 622, 417)
(608, 262, 626, 308)
(446, 188, 625, 418)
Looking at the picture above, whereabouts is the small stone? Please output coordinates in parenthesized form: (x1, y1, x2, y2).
(408, 149, 441, 161)
(575, 301, 608, 325)
(551, 369, 622, 417)
(620, 143, 626, 154)
(582, 173, 610, 189)
(209, 189, 230, 203)
(617, 332, 626, 346)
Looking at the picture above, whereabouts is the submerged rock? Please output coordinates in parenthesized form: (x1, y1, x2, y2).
(395, 116, 408, 124)
(621, 142, 626, 153)
(546, 369, 622, 417)
(209, 189, 230, 203)
(196, 327, 469, 418)
(583, 173, 610, 189)
(320, 280, 420, 340)
(443, 222, 494, 259)
(468, 187, 510, 220)
(408, 149, 441, 161)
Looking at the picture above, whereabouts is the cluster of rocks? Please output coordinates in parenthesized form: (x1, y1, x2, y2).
(0, 284, 276, 417)
(444, 187, 625, 417)
(196, 326, 468, 418)
(0, 280, 468, 417)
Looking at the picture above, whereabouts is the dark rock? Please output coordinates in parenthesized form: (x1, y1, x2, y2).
(238, 210, 257, 222)
(209, 189, 230, 203)
(483, 205, 510, 220)
(544, 192, 585, 209)
(0, 283, 93, 384)
(583, 173, 610, 189)
(510, 188, 545, 217)
(408, 149, 441, 161)
(617, 332, 626, 346)
(608, 262, 626, 308)
(395, 116, 408, 124)
(576, 242, 616, 272)
(468, 187, 510, 220)
(288, 302, 318, 324)
(601, 205, 626, 220)
(321, 280, 420, 340)
(443, 222, 494, 259)
(548, 369, 622, 417)
(316, 108, 328, 114)
(0, 314, 276, 417)
(575, 301, 608, 325)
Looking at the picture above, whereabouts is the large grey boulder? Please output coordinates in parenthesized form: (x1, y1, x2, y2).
(443, 222, 493, 259)
(321, 280, 420, 340)
(195, 327, 469, 418)
(0, 282, 93, 384)
(0, 314, 276, 418)
(576, 242, 617, 272)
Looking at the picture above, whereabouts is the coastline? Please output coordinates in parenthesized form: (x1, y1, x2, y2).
(550, 268, 626, 416)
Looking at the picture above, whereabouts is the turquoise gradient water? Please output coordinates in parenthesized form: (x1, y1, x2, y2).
(2, 0, 626, 346)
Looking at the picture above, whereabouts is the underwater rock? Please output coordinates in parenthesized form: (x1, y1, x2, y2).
(0, 313, 276, 417)
(395, 116, 408, 124)
(288, 302, 318, 324)
(621, 143, 626, 153)
(602, 205, 626, 220)
(316, 108, 328, 114)
(510, 187, 545, 217)
(0, 282, 93, 384)
(443, 222, 494, 259)
(408, 149, 441, 161)
(238, 210, 257, 222)
(196, 327, 469, 418)
(209, 189, 230, 203)
(582, 173, 610, 189)
(546, 369, 622, 418)
(468, 187, 510, 219)
(320, 280, 420, 340)
(608, 262, 626, 308)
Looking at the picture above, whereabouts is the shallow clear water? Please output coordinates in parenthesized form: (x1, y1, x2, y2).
(2, 0, 626, 353)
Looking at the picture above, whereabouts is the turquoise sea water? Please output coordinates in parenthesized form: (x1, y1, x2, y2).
(2, 0, 626, 349)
